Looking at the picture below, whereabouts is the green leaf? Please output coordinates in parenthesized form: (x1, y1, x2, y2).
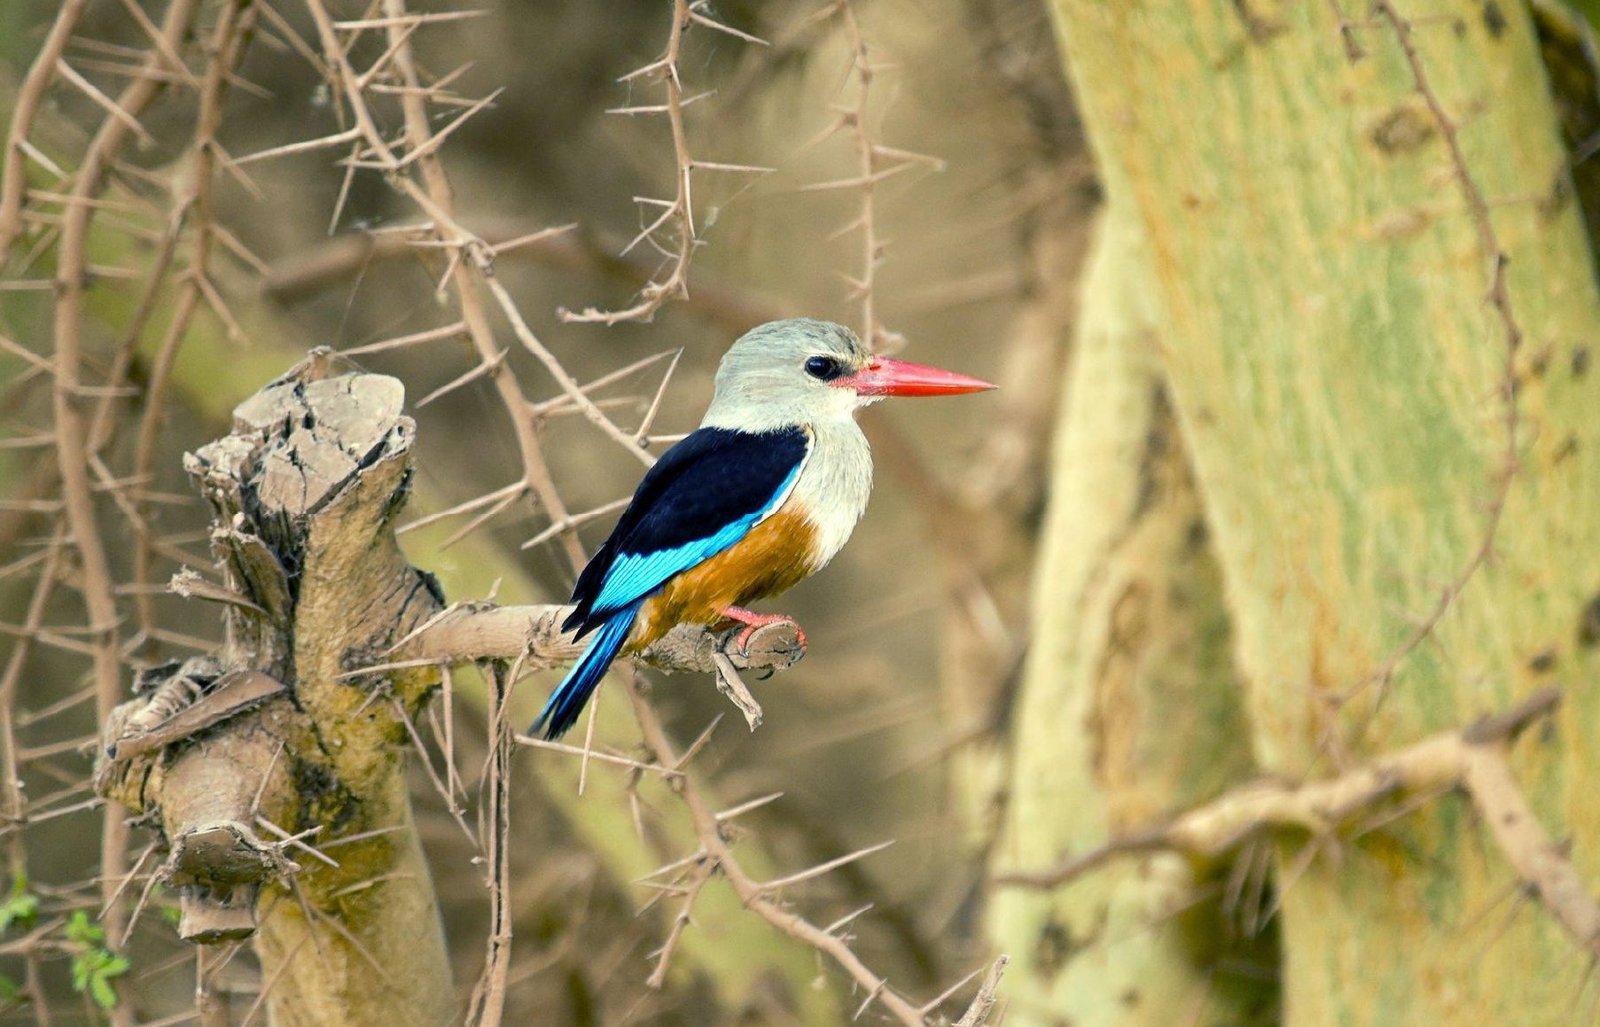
(0, 974, 21, 1004)
(0, 873, 37, 935)
(65, 910, 129, 1010)
(88, 974, 117, 1010)
(83, 953, 130, 1009)
(0, 892, 37, 934)
(65, 910, 105, 946)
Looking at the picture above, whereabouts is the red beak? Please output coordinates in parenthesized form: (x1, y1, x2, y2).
(834, 356, 997, 397)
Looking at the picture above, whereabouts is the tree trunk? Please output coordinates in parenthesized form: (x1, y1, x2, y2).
(98, 359, 456, 1027)
(987, 208, 1269, 1024)
(1005, 1, 1600, 1024)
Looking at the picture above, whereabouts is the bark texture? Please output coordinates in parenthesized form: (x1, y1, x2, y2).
(99, 353, 455, 1027)
(1027, 1, 1600, 1024)
(988, 210, 1267, 1025)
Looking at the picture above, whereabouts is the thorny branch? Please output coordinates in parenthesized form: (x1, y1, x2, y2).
(36, 0, 206, 1005)
(624, 679, 1006, 1026)
(0, 0, 276, 1010)
(129, 0, 259, 651)
(260, 217, 789, 334)
(293, 6, 991, 1022)
(462, 665, 513, 1027)
(560, 0, 771, 325)
(397, 599, 806, 682)
(0, 0, 90, 258)
(2, 0, 1019, 1021)
(1336, 2, 1525, 721)
(839, 2, 889, 349)
(300, 0, 593, 571)
(997, 689, 1600, 964)
(806, 1, 944, 350)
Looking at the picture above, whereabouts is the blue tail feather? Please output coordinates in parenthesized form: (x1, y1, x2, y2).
(533, 606, 638, 739)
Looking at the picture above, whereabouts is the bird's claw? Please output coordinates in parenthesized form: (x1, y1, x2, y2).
(719, 606, 806, 660)
(733, 617, 806, 657)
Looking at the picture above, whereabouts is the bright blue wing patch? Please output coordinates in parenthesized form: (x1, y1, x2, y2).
(590, 459, 802, 615)
(564, 427, 811, 637)
(541, 427, 808, 739)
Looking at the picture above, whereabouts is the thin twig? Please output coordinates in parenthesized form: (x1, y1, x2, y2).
(626, 679, 931, 1025)
(130, 0, 257, 652)
(993, 689, 1600, 964)
(645, 856, 714, 988)
(1344, 2, 1524, 721)
(952, 955, 1009, 1026)
(561, 0, 767, 324)
(463, 662, 513, 1027)
(0, 0, 90, 257)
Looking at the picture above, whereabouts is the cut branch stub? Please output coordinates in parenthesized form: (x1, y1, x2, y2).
(96, 658, 300, 944)
(167, 822, 291, 945)
(96, 353, 448, 992)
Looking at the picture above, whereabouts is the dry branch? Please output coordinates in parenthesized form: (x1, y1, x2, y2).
(559, 0, 771, 325)
(42, 0, 205, 986)
(626, 683, 1005, 1026)
(627, 688, 928, 1024)
(560, 0, 696, 325)
(952, 955, 1008, 1027)
(462, 665, 512, 1027)
(995, 689, 1600, 961)
(401, 600, 805, 682)
(262, 220, 786, 335)
(0, 0, 90, 257)
(129, 0, 259, 648)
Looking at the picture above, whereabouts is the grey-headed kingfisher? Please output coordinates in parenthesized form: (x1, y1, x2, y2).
(534, 318, 995, 738)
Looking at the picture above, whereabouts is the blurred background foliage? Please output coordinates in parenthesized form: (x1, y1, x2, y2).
(0, 0, 1089, 1021)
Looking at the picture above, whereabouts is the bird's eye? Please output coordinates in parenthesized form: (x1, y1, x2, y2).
(804, 355, 845, 381)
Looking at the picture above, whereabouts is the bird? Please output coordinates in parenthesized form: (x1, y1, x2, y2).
(533, 318, 995, 738)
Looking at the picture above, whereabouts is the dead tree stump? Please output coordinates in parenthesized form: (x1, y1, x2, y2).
(98, 352, 453, 1027)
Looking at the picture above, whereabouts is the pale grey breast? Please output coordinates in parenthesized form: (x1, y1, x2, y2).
(790, 418, 872, 569)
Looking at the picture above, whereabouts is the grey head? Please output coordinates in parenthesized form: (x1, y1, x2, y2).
(700, 318, 872, 433)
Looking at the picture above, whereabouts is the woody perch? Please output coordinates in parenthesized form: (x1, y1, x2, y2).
(534, 318, 995, 738)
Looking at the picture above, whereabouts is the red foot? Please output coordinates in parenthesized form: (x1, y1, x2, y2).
(718, 605, 807, 656)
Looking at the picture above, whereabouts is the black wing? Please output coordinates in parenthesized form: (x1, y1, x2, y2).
(563, 426, 810, 637)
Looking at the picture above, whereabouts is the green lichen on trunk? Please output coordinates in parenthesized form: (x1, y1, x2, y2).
(189, 364, 453, 1027)
(988, 209, 1266, 1025)
(254, 777, 449, 1027)
(1044, 0, 1600, 1023)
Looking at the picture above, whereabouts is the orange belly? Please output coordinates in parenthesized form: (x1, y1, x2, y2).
(630, 508, 819, 650)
